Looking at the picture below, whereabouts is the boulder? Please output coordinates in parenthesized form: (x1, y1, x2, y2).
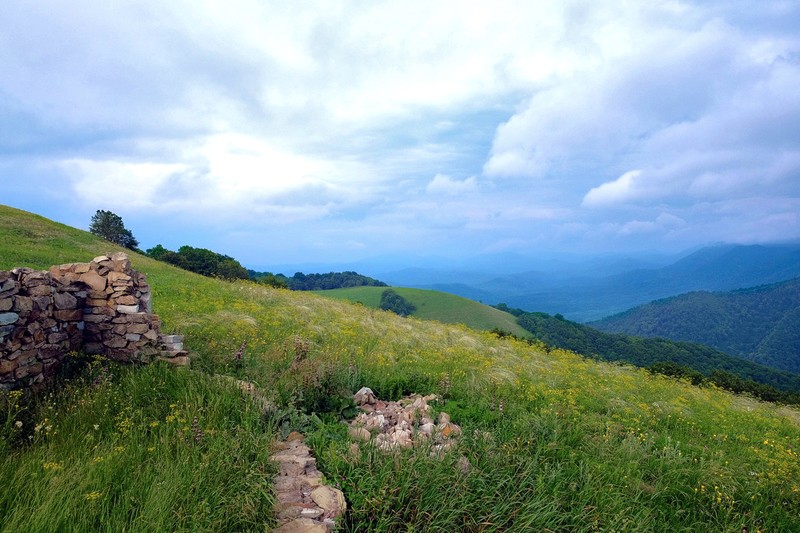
(107, 271, 132, 283)
(0, 358, 18, 374)
(348, 426, 371, 442)
(115, 295, 138, 305)
(103, 336, 128, 348)
(54, 309, 83, 322)
(354, 386, 376, 405)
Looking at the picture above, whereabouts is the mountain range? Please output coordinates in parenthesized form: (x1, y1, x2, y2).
(383, 243, 800, 322)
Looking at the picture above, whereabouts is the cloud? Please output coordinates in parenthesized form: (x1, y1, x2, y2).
(63, 159, 188, 209)
(426, 174, 478, 195)
(60, 132, 384, 223)
(3, 1, 800, 263)
(617, 213, 687, 236)
(582, 170, 643, 207)
(486, 7, 800, 216)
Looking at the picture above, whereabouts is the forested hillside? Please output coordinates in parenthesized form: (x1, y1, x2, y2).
(498, 306, 800, 396)
(592, 278, 800, 373)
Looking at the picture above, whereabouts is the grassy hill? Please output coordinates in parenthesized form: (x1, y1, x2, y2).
(591, 278, 800, 373)
(2, 204, 800, 531)
(313, 286, 531, 338)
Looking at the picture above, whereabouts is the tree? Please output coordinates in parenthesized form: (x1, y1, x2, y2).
(145, 244, 170, 260)
(144, 244, 249, 281)
(89, 210, 139, 250)
(379, 289, 416, 317)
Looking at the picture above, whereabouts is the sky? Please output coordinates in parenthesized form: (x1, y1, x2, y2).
(2, 0, 799, 270)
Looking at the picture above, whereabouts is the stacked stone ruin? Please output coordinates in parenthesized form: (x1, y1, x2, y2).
(0, 253, 186, 391)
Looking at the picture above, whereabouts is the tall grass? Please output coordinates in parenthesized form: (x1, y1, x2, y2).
(0, 360, 275, 532)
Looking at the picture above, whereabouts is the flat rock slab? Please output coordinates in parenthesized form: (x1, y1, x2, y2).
(271, 434, 345, 532)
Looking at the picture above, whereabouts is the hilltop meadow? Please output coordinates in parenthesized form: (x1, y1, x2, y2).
(1, 205, 800, 532)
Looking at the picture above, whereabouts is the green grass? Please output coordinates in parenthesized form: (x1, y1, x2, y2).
(0, 361, 275, 531)
(2, 203, 800, 532)
(313, 286, 531, 338)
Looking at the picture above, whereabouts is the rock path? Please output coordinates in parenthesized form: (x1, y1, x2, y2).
(271, 432, 346, 532)
(226, 379, 466, 531)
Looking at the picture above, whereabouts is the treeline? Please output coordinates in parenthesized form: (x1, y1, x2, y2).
(145, 245, 249, 280)
(647, 362, 800, 406)
(249, 270, 387, 291)
(494, 304, 800, 397)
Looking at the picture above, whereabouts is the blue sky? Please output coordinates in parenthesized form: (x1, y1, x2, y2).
(2, 1, 799, 269)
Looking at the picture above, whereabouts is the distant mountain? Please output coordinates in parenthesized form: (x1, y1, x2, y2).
(455, 243, 800, 322)
(591, 278, 800, 373)
(257, 243, 800, 323)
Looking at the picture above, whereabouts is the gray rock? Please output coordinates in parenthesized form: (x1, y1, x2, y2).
(53, 292, 77, 310)
(0, 312, 19, 326)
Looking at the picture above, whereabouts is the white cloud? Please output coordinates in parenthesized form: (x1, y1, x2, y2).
(618, 213, 687, 236)
(426, 174, 478, 195)
(63, 160, 188, 209)
(582, 170, 643, 207)
(61, 132, 384, 223)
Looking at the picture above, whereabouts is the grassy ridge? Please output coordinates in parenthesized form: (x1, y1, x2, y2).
(2, 204, 800, 531)
(313, 285, 531, 338)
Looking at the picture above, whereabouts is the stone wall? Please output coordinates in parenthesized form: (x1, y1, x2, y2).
(0, 253, 169, 391)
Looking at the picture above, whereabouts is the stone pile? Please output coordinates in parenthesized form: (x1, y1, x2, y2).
(348, 387, 462, 454)
(158, 334, 190, 366)
(1, 253, 181, 391)
(271, 432, 346, 532)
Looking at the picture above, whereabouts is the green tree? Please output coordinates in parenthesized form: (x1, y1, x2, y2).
(145, 244, 170, 260)
(144, 244, 249, 281)
(88, 210, 139, 250)
(379, 289, 416, 317)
